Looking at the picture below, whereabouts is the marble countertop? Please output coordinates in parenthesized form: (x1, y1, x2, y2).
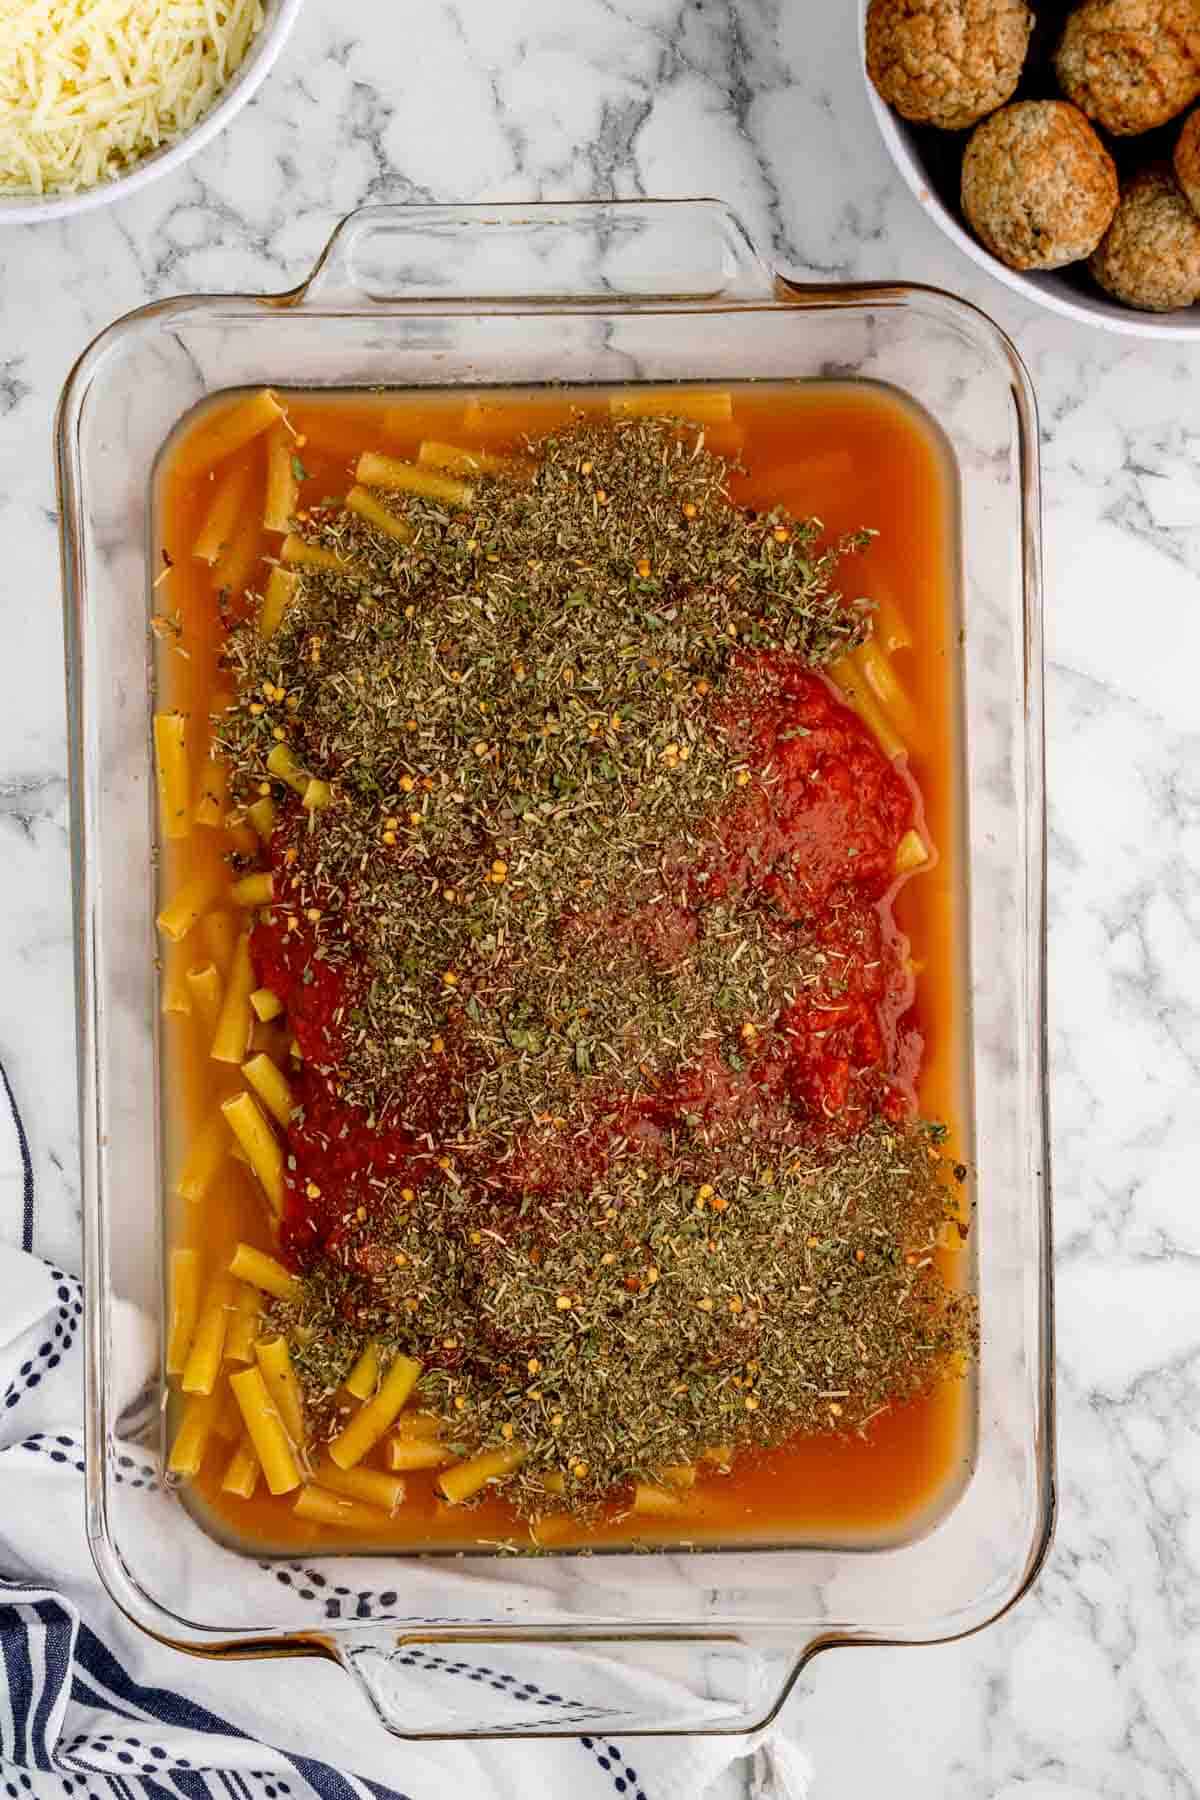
(3, 1, 1200, 1793)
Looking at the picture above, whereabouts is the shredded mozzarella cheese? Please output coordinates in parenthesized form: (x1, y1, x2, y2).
(0, 0, 266, 197)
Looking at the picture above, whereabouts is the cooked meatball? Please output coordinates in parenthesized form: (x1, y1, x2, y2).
(1089, 165, 1200, 307)
(962, 101, 1119, 268)
(1055, 0, 1200, 137)
(1175, 106, 1200, 212)
(866, 0, 1034, 131)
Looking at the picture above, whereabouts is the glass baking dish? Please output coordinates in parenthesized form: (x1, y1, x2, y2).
(57, 200, 1052, 1740)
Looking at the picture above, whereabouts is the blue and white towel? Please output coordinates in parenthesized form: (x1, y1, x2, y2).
(0, 1059, 810, 1800)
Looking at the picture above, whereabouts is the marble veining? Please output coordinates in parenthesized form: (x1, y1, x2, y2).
(2, 0, 1200, 1793)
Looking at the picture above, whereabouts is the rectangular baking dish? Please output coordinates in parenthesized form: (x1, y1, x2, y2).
(58, 199, 1052, 1740)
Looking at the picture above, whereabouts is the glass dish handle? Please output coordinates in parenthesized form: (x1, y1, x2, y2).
(294, 199, 776, 308)
(328, 1625, 803, 1738)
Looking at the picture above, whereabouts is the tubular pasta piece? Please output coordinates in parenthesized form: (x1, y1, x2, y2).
(160, 942, 192, 1017)
(224, 812, 260, 857)
(530, 1512, 573, 1545)
(328, 1356, 422, 1470)
(210, 932, 254, 1065)
(247, 797, 277, 841)
(165, 1248, 202, 1376)
(354, 451, 473, 508)
(241, 1052, 294, 1127)
(387, 1438, 454, 1473)
(193, 462, 252, 564)
(266, 742, 310, 795)
(221, 1434, 261, 1499)
(894, 829, 929, 877)
(153, 712, 190, 842)
(201, 909, 237, 974)
(292, 1486, 391, 1530)
(250, 986, 283, 1023)
(417, 440, 533, 480)
(632, 1481, 683, 1516)
(193, 756, 228, 828)
(825, 659, 905, 763)
(344, 1340, 380, 1400)
(851, 639, 918, 744)
(254, 1336, 304, 1444)
(872, 591, 913, 655)
(156, 868, 222, 943)
(260, 566, 297, 640)
(230, 871, 273, 907)
(459, 395, 575, 441)
(176, 1112, 228, 1203)
(220, 1092, 284, 1214)
(313, 1456, 406, 1513)
(436, 1445, 528, 1505)
(229, 1366, 301, 1495)
(184, 961, 223, 1033)
(228, 1243, 300, 1303)
(167, 1392, 217, 1478)
(281, 535, 356, 575)
(223, 1282, 261, 1363)
(264, 424, 299, 533)
(391, 1410, 443, 1441)
(181, 1273, 236, 1395)
(212, 1381, 243, 1443)
(344, 485, 415, 542)
(182, 390, 284, 478)
(610, 387, 733, 424)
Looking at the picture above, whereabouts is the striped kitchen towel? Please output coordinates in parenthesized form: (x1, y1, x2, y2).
(0, 1056, 810, 1800)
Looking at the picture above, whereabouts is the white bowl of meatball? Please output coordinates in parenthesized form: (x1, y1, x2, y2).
(861, 0, 1200, 338)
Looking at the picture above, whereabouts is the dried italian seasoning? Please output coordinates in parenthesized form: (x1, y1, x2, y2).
(273, 1123, 973, 1519)
(216, 411, 975, 1521)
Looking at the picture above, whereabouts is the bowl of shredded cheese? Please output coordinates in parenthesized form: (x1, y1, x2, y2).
(0, 0, 304, 223)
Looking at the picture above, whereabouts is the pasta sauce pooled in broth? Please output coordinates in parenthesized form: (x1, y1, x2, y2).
(153, 380, 974, 1553)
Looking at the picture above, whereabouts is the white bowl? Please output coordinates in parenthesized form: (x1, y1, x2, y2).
(858, 0, 1200, 340)
(0, 0, 304, 226)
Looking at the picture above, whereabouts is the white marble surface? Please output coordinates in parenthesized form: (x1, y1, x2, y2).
(2, 0, 1200, 1793)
